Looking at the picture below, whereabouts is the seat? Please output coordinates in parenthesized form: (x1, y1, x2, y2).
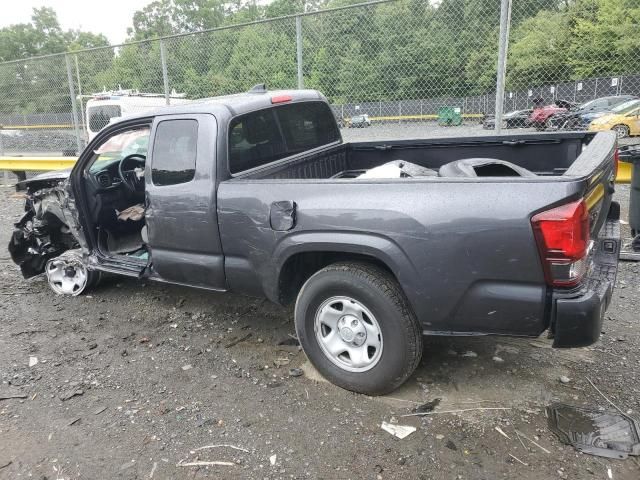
(438, 158, 537, 178)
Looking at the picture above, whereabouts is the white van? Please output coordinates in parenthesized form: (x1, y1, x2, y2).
(85, 89, 191, 141)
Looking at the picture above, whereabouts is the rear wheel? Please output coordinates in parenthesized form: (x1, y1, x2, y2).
(45, 250, 101, 296)
(612, 124, 630, 139)
(295, 262, 422, 395)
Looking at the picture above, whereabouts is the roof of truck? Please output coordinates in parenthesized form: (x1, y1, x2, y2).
(111, 86, 326, 124)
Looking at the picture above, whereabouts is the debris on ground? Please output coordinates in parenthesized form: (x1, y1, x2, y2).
(461, 351, 478, 358)
(224, 332, 252, 348)
(288, 368, 304, 377)
(514, 429, 550, 454)
(58, 389, 84, 401)
(547, 403, 640, 459)
(413, 398, 441, 414)
(181, 364, 193, 371)
(508, 453, 528, 466)
(381, 421, 416, 439)
(176, 444, 249, 468)
(273, 357, 290, 367)
(269, 454, 277, 466)
(559, 375, 571, 384)
(0, 391, 27, 401)
(278, 336, 300, 346)
(28, 356, 38, 367)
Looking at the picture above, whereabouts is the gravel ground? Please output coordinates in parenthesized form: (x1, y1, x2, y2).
(1, 128, 640, 479)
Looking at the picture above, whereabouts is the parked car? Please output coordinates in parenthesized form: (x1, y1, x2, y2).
(529, 100, 576, 130)
(547, 95, 637, 130)
(9, 87, 621, 395)
(482, 109, 532, 129)
(348, 114, 371, 128)
(588, 99, 640, 138)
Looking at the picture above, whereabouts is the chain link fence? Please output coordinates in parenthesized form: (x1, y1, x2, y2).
(0, 0, 638, 155)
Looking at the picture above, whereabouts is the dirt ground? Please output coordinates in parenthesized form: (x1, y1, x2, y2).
(1, 184, 639, 479)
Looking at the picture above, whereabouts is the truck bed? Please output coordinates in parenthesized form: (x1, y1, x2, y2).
(238, 132, 593, 180)
(219, 131, 617, 340)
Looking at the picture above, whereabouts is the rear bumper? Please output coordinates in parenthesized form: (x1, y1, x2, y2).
(551, 216, 620, 348)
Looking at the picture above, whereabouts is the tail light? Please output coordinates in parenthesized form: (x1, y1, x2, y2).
(613, 149, 619, 180)
(531, 199, 590, 287)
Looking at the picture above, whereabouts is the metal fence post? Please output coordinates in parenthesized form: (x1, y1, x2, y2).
(74, 55, 86, 131)
(494, 0, 512, 134)
(160, 40, 170, 105)
(65, 54, 83, 154)
(296, 16, 304, 89)
(618, 76, 623, 95)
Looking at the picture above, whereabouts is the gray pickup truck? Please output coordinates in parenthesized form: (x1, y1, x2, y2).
(9, 87, 620, 395)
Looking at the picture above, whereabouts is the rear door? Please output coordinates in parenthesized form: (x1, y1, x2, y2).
(144, 113, 226, 290)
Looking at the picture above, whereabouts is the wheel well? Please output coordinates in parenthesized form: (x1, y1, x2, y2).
(277, 251, 395, 305)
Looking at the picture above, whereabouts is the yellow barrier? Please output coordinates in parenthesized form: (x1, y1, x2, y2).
(1, 124, 76, 130)
(617, 161, 632, 184)
(0, 157, 76, 171)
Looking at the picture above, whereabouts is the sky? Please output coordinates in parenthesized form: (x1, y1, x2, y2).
(0, 0, 153, 45)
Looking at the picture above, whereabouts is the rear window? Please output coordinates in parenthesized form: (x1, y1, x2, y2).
(88, 105, 121, 132)
(152, 119, 198, 186)
(229, 102, 340, 174)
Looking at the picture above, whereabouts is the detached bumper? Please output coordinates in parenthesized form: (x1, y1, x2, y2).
(551, 216, 620, 348)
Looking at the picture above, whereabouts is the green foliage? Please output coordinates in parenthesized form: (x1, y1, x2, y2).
(0, 0, 639, 116)
(507, 10, 571, 89)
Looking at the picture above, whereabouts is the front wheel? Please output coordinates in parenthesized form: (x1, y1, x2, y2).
(45, 250, 101, 296)
(295, 262, 422, 395)
(612, 124, 630, 139)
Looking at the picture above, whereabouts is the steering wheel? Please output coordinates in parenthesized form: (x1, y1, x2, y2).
(117, 154, 146, 192)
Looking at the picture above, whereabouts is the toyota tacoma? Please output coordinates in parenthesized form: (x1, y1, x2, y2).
(9, 86, 621, 395)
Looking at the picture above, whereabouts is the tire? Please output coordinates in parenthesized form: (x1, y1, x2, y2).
(612, 124, 630, 139)
(45, 249, 101, 296)
(295, 262, 422, 395)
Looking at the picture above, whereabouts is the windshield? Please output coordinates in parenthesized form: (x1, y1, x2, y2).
(579, 99, 599, 110)
(88, 127, 150, 174)
(611, 100, 640, 114)
(88, 105, 122, 133)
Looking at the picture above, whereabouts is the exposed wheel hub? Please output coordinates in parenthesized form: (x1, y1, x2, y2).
(46, 254, 89, 296)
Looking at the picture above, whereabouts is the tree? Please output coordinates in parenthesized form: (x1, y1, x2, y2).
(506, 10, 572, 88)
(569, 0, 640, 78)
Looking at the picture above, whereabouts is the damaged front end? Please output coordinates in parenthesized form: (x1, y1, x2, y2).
(9, 173, 80, 279)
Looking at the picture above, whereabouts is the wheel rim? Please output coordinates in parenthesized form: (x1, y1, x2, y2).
(613, 125, 629, 139)
(314, 296, 383, 372)
(46, 257, 88, 296)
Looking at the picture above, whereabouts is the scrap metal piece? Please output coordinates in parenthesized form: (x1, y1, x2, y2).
(546, 403, 640, 459)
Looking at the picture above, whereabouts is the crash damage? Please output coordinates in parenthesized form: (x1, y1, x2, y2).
(8, 174, 82, 279)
